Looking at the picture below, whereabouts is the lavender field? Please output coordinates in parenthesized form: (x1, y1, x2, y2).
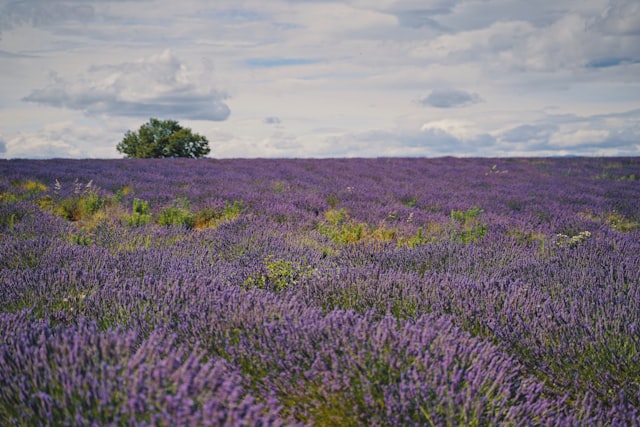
(1, 157, 639, 426)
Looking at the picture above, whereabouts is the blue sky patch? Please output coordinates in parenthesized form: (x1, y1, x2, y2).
(587, 57, 639, 68)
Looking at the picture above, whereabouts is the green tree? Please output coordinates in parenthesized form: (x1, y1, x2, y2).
(117, 118, 211, 158)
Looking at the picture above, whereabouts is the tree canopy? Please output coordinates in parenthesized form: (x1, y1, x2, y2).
(117, 118, 211, 159)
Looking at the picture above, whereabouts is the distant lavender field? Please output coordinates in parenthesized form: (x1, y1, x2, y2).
(1, 157, 639, 426)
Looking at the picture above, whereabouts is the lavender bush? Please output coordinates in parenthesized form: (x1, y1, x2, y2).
(1, 157, 639, 426)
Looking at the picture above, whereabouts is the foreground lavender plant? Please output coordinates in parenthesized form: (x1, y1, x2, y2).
(0, 314, 287, 426)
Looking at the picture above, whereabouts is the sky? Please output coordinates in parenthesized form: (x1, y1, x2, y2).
(0, 0, 639, 159)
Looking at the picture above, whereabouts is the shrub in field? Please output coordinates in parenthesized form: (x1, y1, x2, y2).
(449, 206, 488, 243)
(37, 179, 108, 222)
(11, 179, 48, 197)
(55, 191, 106, 221)
(194, 200, 244, 229)
(245, 256, 316, 292)
(225, 199, 244, 216)
(159, 198, 195, 229)
(0, 192, 19, 204)
(0, 179, 47, 205)
(113, 185, 132, 202)
(604, 212, 639, 232)
(319, 208, 396, 245)
(125, 198, 151, 227)
(401, 226, 432, 248)
(194, 206, 222, 228)
(320, 208, 366, 244)
(69, 229, 94, 246)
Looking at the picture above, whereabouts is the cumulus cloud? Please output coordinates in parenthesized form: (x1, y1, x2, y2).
(418, 89, 482, 108)
(23, 50, 230, 121)
(0, 137, 6, 153)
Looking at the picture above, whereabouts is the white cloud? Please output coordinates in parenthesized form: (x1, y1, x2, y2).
(408, 1, 640, 73)
(549, 128, 611, 148)
(497, 108, 640, 155)
(421, 119, 485, 141)
(22, 50, 230, 121)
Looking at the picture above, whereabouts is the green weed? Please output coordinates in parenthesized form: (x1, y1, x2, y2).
(158, 198, 195, 228)
(606, 212, 639, 232)
(245, 256, 315, 292)
(125, 198, 151, 227)
(69, 229, 94, 246)
(449, 207, 488, 244)
(194, 200, 244, 229)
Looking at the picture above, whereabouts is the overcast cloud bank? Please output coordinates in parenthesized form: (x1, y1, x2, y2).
(0, 0, 638, 158)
